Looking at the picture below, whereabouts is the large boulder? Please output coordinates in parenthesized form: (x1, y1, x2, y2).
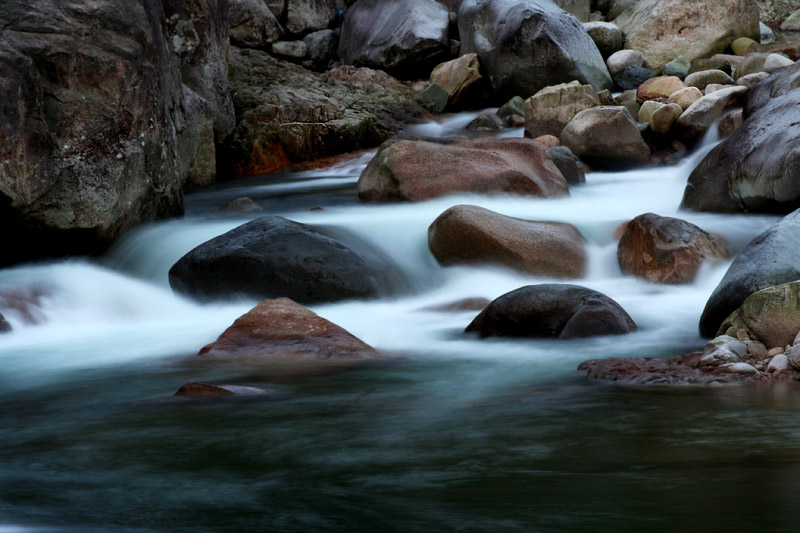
(428, 204, 587, 277)
(285, 0, 343, 35)
(198, 298, 381, 360)
(718, 282, 800, 349)
(0, 0, 232, 267)
(337, 0, 450, 77)
(357, 137, 569, 202)
(698, 210, 800, 338)
(561, 106, 650, 169)
(227, 48, 426, 176)
(582, 21, 624, 58)
(229, 0, 284, 48)
(169, 216, 399, 303)
(614, 0, 760, 73)
(617, 213, 728, 284)
(681, 88, 799, 213)
(465, 284, 637, 339)
(458, 0, 613, 102)
(524, 81, 599, 138)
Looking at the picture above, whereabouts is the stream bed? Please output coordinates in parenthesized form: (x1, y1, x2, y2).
(2, 114, 798, 531)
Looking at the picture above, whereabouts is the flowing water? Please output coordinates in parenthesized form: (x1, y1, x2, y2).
(2, 114, 799, 531)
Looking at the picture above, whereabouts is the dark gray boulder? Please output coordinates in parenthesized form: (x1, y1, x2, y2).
(681, 89, 800, 213)
(547, 146, 586, 185)
(0, 0, 232, 267)
(465, 284, 637, 339)
(169, 216, 399, 303)
(458, 0, 613, 102)
(0, 313, 11, 333)
(698, 210, 800, 338)
(338, 0, 450, 77)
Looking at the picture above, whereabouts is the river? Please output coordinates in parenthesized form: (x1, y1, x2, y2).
(2, 113, 798, 531)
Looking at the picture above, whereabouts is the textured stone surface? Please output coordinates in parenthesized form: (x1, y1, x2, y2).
(169, 216, 397, 303)
(583, 21, 624, 58)
(338, 0, 450, 76)
(718, 282, 800, 349)
(675, 86, 748, 141)
(198, 298, 380, 360)
(637, 76, 687, 102)
(615, 0, 760, 72)
(466, 284, 637, 339)
(684, 70, 735, 91)
(357, 137, 569, 202)
(428, 204, 587, 277)
(458, 0, 613, 101)
(524, 81, 599, 138)
(698, 210, 800, 338)
(561, 106, 650, 169)
(229, 0, 284, 47)
(429, 53, 485, 108)
(547, 146, 586, 185)
(617, 213, 728, 284)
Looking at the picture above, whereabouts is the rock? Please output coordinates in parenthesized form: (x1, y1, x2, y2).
(303, 29, 338, 68)
(703, 84, 728, 95)
(422, 297, 491, 312)
(664, 56, 691, 79)
(674, 85, 748, 141)
(732, 36, 758, 56)
(271, 40, 309, 58)
(682, 85, 800, 212)
(763, 53, 795, 74)
(614, 89, 640, 117)
(465, 284, 637, 339)
(553, 0, 591, 21)
(649, 103, 683, 135)
(700, 335, 747, 367)
(338, 0, 450, 76)
(768, 347, 785, 357)
(357, 137, 569, 202)
(717, 109, 743, 137)
(497, 96, 526, 121)
(429, 53, 485, 108)
(684, 70, 735, 91)
(198, 298, 381, 361)
(607, 50, 644, 78)
(615, 0, 759, 72)
(615, 65, 655, 91)
(428, 204, 588, 277)
(415, 83, 450, 113)
(175, 381, 278, 398)
(458, 0, 613, 101)
(578, 355, 715, 385)
(688, 57, 733, 76)
(716, 362, 760, 375)
(0, 0, 233, 267)
(745, 59, 800, 112)
(637, 76, 687, 103)
(736, 72, 769, 89)
(169, 215, 397, 303)
(583, 21, 624, 58)
(466, 111, 503, 130)
(768, 353, 789, 373)
(535, 135, 561, 148)
(617, 213, 728, 284)
(285, 0, 341, 34)
(227, 48, 425, 176)
(717, 282, 800, 349)
(782, 9, 800, 32)
(697, 210, 800, 337)
(506, 114, 526, 127)
(523, 81, 600, 138)
(668, 86, 703, 110)
(547, 146, 586, 185)
(219, 197, 264, 214)
(734, 53, 770, 80)
(266, 0, 286, 18)
(637, 101, 664, 124)
(747, 340, 768, 359)
(0, 313, 11, 333)
(229, 0, 284, 48)
(561, 106, 651, 169)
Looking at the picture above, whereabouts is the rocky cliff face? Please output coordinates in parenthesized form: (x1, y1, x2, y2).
(0, 0, 232, 266)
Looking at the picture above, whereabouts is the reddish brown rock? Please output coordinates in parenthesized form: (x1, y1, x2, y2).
(199, 298, 380, 361)
(357, 137, 569, 202)
(534, 135, 561, 147)
(617, 213, 728, 284)
(174, 381, 278, 398)
(636, 76, 686, 103)
(428, 204, 587, 278)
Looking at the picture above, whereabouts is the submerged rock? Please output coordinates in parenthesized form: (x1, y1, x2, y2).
(169, 216, 398, 304)
(198, 298, 381, 361)
(174, 381, 279, 398)
(465, 284, 637, 339)
(428, 204, 588, 277)
(357, 137, 569, 202)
